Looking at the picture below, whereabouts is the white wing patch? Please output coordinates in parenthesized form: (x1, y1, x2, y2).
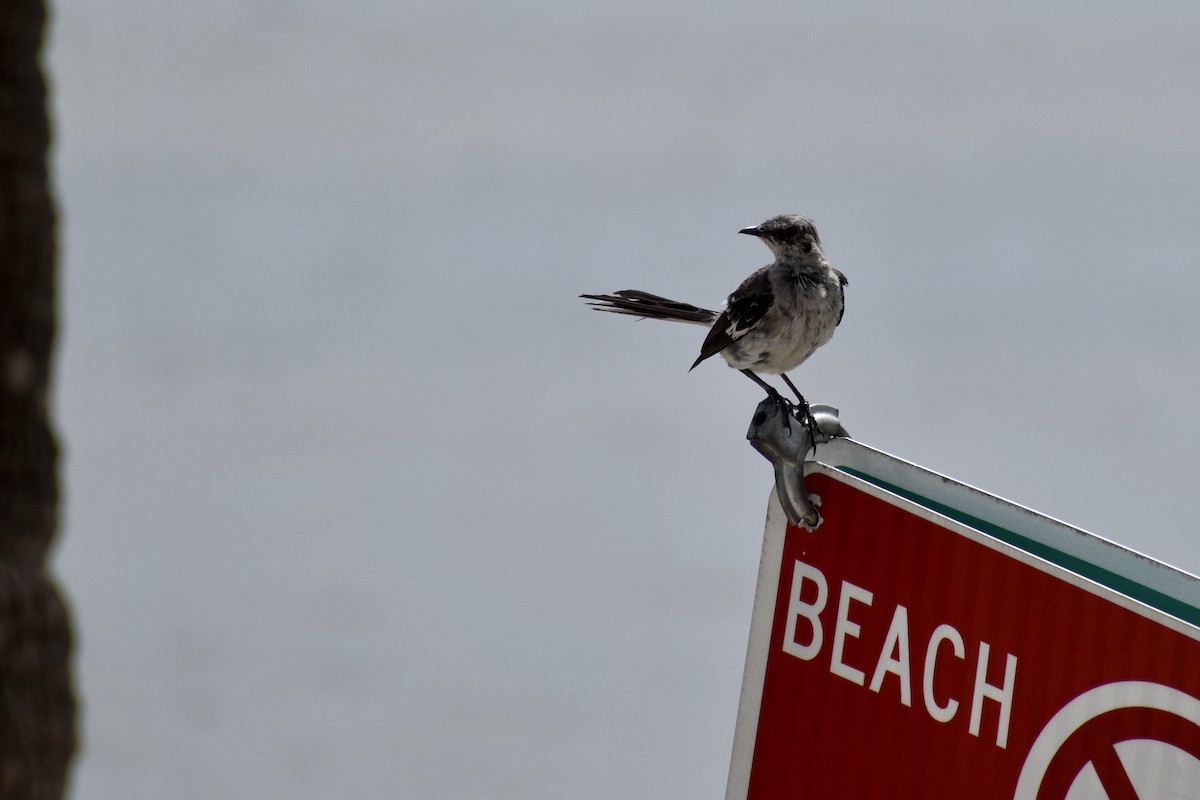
(727, 320, 752, 339)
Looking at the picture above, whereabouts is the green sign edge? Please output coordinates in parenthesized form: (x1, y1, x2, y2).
(839, 466, 1200, 628)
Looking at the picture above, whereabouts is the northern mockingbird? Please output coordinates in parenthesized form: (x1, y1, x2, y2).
(582, 214, 847, 438)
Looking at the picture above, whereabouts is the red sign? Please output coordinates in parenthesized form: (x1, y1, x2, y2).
(728, 468, 1200, 799)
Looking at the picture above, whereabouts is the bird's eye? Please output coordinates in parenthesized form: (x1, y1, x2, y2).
(778, 225, 801, 241)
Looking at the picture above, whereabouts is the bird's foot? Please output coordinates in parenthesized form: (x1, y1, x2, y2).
(764, 392, 820, 451)
(765, 389, 795, 432)
(793, 397, 821, 450)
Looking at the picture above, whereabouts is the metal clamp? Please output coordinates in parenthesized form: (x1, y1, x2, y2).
(746, 401, 848, 530)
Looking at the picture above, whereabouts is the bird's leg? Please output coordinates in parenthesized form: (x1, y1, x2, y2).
(740, 369, 787, 404)
(740, 370, 794, 430)
(779, 373, 806, 405)
(780, 374, 821, 446)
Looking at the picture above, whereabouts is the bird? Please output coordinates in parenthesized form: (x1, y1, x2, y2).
(582, 213, 847, 440)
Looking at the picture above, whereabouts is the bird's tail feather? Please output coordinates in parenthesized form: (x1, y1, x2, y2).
(580, 290, 718, 326)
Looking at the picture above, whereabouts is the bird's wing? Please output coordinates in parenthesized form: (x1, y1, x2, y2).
(690, 268, 773, 370)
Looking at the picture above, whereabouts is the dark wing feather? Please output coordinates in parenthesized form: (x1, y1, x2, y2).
(690, 268, 773, 370)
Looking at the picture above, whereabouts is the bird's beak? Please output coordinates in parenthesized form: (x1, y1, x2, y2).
(739, 226, 767, 237)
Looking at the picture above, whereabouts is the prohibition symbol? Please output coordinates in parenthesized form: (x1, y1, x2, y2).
(1014, 681, 1200, 799)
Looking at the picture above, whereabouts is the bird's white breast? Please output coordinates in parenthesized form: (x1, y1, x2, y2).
(718, 268, 843, 374)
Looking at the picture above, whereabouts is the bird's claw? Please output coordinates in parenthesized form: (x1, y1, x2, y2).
(764, 391, 791, 430)
(795, 400, 821, 451)
(769, 393, 821, 454)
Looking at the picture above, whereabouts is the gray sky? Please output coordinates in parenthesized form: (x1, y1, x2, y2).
(50, 0, 1200, 797)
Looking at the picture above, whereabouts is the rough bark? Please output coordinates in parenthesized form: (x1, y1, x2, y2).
(0, 0, 78, 796)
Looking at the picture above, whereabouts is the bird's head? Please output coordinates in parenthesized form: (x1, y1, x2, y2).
(739, 214, 823, 260)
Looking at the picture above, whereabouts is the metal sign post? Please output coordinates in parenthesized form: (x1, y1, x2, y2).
(730, 430, 1200, 799)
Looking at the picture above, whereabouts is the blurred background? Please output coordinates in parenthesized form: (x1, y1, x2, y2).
(49, 0, 1200, 797)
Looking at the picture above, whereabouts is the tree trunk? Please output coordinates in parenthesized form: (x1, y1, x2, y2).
(0, 0, 78, 796)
